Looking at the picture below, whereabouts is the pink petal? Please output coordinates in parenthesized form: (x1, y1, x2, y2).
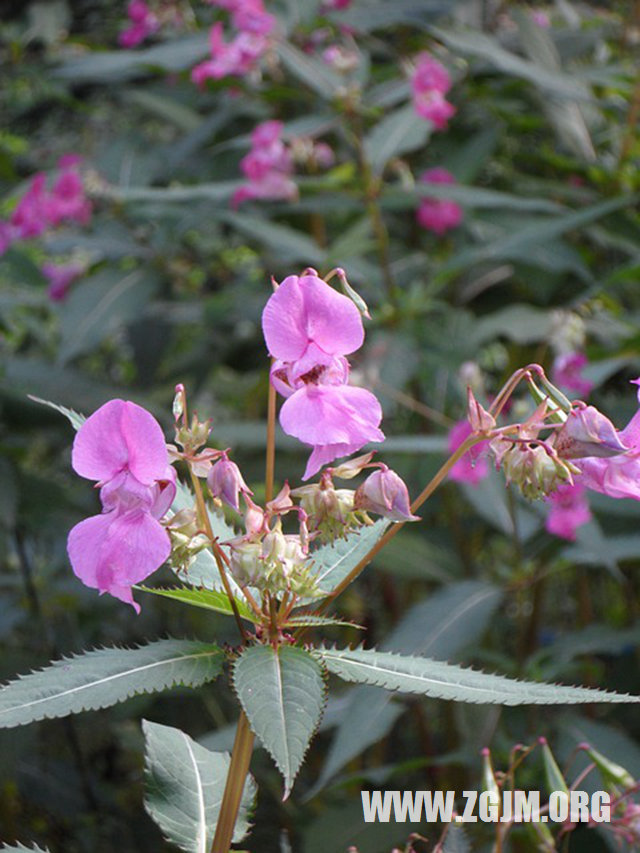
(72, 399, 169, 484)
(280, 384, 383, 445)
(67, 509, 171, 611)
(262, 274, 364, 361)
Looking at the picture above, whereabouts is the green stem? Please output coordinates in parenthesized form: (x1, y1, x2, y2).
(210, 710, 255, 853)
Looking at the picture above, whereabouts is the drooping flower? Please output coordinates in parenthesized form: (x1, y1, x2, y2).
(207, 452, 251, 511)
(411, 53, 456, 129)
(545, 483, 591, 541)
(262, 272, 384, 479)
(354, 465, 419, 522)
(67, 400, 176, 612)
(447, 420, 489, 485)
(551, 352, 593, 397)
(416, 167, 463, 235)
(232, 121, 298, 206)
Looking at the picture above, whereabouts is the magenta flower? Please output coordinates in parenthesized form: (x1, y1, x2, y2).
(262, 272, 384, 479)
(42, 261, 84, 302)
(551, 352, 593, 397)
(447, 420, 489, 486)
(191, 24, 269, 84)
(119, 0, 159, 48)
(411, 53, 456, 129)
(10, 174, 50, 239)
(67, 400, 176, 612)
(46, 162, 92, 226)
(232, 121, 297, 206)
(417, 168, 463, 235)
(545, 483, 591, 541)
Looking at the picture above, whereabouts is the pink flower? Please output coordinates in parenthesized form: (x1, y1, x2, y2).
(119, 0, 159, 48)
(42, 261, 84, 301)
(532, 10, 551, 28)
(545, 483, 591, 541)
(191, 24, 269, 84)
(47, 161, 92, 226)
(262, 272, 384, 479)
(324, 0, 352, 8)
(416, 168, 463, 235)
(232, 120, 297, 206)
(411, 53, 456, 129)
(551, 352, 593, 397)
(354, 465, 419, 522)
(447, 420, 489, 485)
(10, 174, 50, 239)
(207, 453, 251, 511)
(67, 400, 176, 612)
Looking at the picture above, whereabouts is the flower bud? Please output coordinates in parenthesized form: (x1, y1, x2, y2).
(207, 454, 250, 511)
(354, 466, 419, 522)
(501, 444, 577, 500)
(229, 540, 263, 587)
(583, 745, 635, 793)
(555, 405, 629, 460)
(467, 387, 495, 432)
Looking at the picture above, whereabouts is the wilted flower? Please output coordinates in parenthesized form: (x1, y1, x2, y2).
(416, 168, 463, 235)
(67, 400, 176, 612)
(545, 482, 591, 541)
(555, 405, 629, 460)
(411, 53, 456, 129)
(354, 466, 419, 522)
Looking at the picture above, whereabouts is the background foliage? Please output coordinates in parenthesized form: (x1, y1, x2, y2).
(1, 0, 639, 850)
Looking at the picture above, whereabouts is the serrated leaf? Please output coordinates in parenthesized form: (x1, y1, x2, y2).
(282, 615, 364, 630)
(309, 519, 390, 595)
(0, 845, 51, 852)
(320, 646, 640, 705)
(27, 395, 86, 430)
(233, 646, 326, 797)
(364, 105, 431, 175)
(143, 720, 255, 852)
(0, 639, 225, 728)
(136, 586, 257, 623)
(313, 582, 501, 792)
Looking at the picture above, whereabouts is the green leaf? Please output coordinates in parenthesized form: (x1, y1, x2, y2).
(143, 720, 255, 852)
(281, 615, 364, 630)
(101, 181, 240, 204)
(382, 183, 563, 213)
(364, 105, 431, 175)
(0, 846, 51, 852)
(218, 212, 325, 266)
(320, 646, 640, 705)
(310, 519, 390, 596)
(0, 639, 225, 728)
(277, 41, 342, 99)
(136, 586, 257, 623)
(313, 582, 501, 792)
(27, 395, 86, 431)
(431, 25, 590, 99)
(57, 268, 160, 363)
(233, 646, 326, 797)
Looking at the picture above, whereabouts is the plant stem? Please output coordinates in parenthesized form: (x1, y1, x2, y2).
(306, 434, 487, 622)
(189, 468, 249, 640)
(210, 710, 255, 853)
(265, 366, 277, 504)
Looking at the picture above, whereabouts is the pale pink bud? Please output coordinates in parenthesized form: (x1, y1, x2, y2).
(467, 387, 495, 432)
(244, 497, 266, 537)
(555, 405, 629, 460)
(354, 465, 419, 522)
(207, 453, 250, 511)
(267, 481, 294, 513)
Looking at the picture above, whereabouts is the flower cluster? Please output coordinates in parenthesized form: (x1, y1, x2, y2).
(232, 121, 298, 207)
(411, 52, 456, 129)
(0, 156, 91, 257)
(262, 270, 384, 479)
(67, 400, 176, 612)
(416, 167, 463, 235)
(192, 0, 275, 84)
(118, 0, 160, 48)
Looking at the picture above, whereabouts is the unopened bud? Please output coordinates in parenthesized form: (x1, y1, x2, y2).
(244, 498, 266, 537)
(207, 454, 251, 512)
(467, 387, 495, 432)
(335, 267, 370, 319)
(555, 405, 628, 460)
(331, 452, 375, 479)
(501, 444, 578, 500)
(539, 737, 569, 797)
(583, 745, 635, 793)
(354, 466, 419, 522)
